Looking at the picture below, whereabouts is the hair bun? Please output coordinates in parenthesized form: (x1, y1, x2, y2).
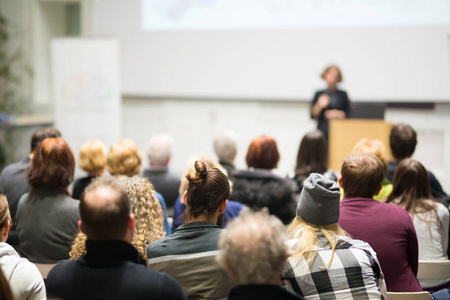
(186, 160, 207, 184)
(194, 160, 207, 178)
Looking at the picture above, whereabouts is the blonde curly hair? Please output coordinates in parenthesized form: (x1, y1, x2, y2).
(70, 175, 165, 261)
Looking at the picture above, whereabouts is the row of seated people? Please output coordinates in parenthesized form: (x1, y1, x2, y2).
(0, 124, 448, 299)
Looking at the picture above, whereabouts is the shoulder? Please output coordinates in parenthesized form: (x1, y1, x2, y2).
(434, 201, 449, 219)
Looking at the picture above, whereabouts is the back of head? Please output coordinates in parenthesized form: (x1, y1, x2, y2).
(218, 208, 286, 285)
(352, 138, 389, 174)
(386, 158, 433, 213)
(28, 137, 75, 188)
(107, 139, 142, 176)
(341, 153, 384, 198)
(246, 135, 280, 170)
(78, 140, 107, 173)
(214, 130, 238, 164)
(184, 160, 230, 221)
(115, 175, 165, 257)
(295, 130, 328, 176)
(30, 127, 61, 153)
(389, 123, 417, 160)
(147, 134, 173, 166)
(0, 195, 11, 231)
(80, 177, 130, 241)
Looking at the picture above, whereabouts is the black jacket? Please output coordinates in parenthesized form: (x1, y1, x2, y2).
(47, 240, 186, 300)
(230, 169, 297, 224)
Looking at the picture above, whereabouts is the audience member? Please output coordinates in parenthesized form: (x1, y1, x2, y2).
(46, 177, 186, 300)
(339, 153, 421, 292)
(0, 194, 46, 300)
(218, 208, 304, 300)
(142, 133, 181, 208)
(387, 123, 447, 201)
(172, 152, 243, 231)
(0, 126, 61, 246)
(385, 159, 449, 291)
(283, 173, 387, 299)
(351, 138, 392, 201)
(16, 137, 79, 263)
(290, 130, 338, 194)
(231, 135, 297, 224)
(72, 139, 107, 199)
(214, 130, 238, 179)
(107, 139, 171, 235)
(147, 160, 234, 299)
(70, 175, 166, 264)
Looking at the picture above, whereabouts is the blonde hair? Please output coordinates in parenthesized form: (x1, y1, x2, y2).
(178, 152, 230, 197)
(352, 138, 389, 174)
(107, 139, 142, 176)
(70, 175, 165, 261)
(287, 217, 347, 268)
(0, 195, 11, 230)
(78, 140, 107, 173)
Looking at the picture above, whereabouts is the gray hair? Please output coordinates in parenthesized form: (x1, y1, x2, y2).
(218, 208, 287, 285)
(147, 133, 173, 166)
(213, 130, 238, 163)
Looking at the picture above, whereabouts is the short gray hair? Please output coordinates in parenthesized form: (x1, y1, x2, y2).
(147, 133, 174, 165)
(213, 130, 238, 163)
(218, 208, 287, 285)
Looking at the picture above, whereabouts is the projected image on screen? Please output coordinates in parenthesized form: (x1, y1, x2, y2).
(142, 0, 450, 31)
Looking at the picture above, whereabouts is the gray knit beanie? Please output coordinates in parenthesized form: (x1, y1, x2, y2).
(296, 173, 341, 226)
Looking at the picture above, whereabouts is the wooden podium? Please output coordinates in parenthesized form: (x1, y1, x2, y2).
(329, 119, 393, 172)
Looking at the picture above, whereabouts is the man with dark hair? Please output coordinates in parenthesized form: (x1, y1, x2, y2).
(46, 177, 186, 300)
(339, 153, 421, 293)
(0, 126, 61, 247)
(387, 123, 447, 200)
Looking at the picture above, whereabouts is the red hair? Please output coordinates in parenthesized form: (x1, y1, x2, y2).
(28, 137, 75, 188)
(246, 135, 280, 170)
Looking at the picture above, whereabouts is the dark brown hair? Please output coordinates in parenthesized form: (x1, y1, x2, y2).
(0, 195, 11, 230)
(246, 135, 280, 170)
(30, 127, 61, 152)
(80, 177, 130, 240)
(295, 130, 327, 176)
(321, 65, 343, 82)
(341, 154, 384, 198)
(385, 159, 434, 214)
(389, 124, 417, 160)
(184, 160, 230, 222)
(27, 137, 75, 188)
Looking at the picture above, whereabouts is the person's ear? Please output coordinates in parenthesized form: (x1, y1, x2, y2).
(78, 220, 84, 234)
(183, 191, 188, 206)
(1, 220, 10, 239)
(218, 199, 228, 214)
(128, 213, 135, 230)
(337, 176, 343, 188)
(374, 184, 382, 196)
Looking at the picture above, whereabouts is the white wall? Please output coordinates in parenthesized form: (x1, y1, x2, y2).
(122, 98, 450, 193)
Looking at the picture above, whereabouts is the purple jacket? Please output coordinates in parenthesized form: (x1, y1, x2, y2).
(339, 196, 421, 292)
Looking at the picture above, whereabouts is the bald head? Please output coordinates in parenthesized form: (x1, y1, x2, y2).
(80, 177, 131, 241)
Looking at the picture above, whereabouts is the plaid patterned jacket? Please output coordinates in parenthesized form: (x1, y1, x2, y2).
(282, 234, 387, 300)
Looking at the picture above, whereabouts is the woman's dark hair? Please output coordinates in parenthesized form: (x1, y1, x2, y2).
(385, 158, 434, 214)
(28, 137, 75, 188)
(184, 160, 230, 222)
(246, 135, 280, 170)
(295, 130, 327, 176)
